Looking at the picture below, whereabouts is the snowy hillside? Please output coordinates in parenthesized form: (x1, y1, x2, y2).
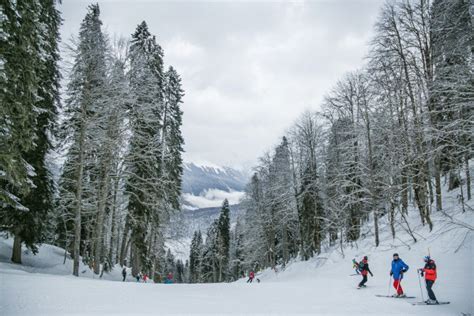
(0, 238, 129, 283)
(167, 204, 245, 260)
(1, 181, 472, 315)
(164, 162, 248, 260)
(181, 162, 248, 209)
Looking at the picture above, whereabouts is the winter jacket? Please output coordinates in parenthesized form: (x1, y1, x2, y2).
(391, 258, 409, 280)
(359, 259, 372, 276)
(421, 260, 437, 281)
(165, 273, 173, 284)
(249, 271, 255, 279)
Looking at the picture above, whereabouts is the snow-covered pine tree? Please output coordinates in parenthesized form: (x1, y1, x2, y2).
(125, 21, 165, 276)
(271, 137, 299, 264)
(161, 66, 185, 211)
(430, 0, 473, 199)
(91, 48, 130, 275)
(175, 259, 185, 283)
(57, 4, 109, 276)
(229, 216, 245, 280)
(216, 199, 230, 282)
(0, 1, 39, 211)
(26, 0, 62, 246)
(165, 248, 176, 277)
(201, 221, 219, 282)
(0, 0, 61, 264)
(184, 259, 190, 283)
(189, 230, 203, 283)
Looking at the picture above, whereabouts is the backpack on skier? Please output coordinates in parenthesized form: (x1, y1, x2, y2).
(352, 259, 361, 274)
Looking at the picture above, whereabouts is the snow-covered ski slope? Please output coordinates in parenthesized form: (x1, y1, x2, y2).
(1, 182, 472, 315)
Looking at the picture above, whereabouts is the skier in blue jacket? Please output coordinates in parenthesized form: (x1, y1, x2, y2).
(390, 253, 409, 297)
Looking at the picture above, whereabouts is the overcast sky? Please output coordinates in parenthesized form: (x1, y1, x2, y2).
(59, 0, 383, 169)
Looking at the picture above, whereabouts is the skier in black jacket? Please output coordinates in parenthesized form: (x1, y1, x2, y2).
(122, 267, 127, 282)
(357, 256, 373, 288)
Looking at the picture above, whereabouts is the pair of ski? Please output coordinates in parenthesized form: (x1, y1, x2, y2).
(375, 295, 450, 305)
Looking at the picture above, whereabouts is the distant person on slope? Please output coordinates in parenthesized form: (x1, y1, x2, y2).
(418, 256, 438, 304)
(390, 253, 409, 297)
(122, 267, 127, 282)
(247, 271, 255, 283)
(357, 256, 373, 288)
(165, 272, 173, 284)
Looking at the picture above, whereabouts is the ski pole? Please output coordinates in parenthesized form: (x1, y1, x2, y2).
(417, 271, 425, 302)
(387, 275, 390, 296)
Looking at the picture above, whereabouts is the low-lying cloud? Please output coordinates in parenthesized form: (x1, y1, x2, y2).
(182, 189, 245, 209)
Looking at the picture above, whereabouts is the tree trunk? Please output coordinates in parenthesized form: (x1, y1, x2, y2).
(363, 102, 378, 247)
(460, 177, 466, 213)
(434, 159, 442, 211)
(374, 209, 379, 247)
(109, 175, 120, 265)
(465, 156, 471, 200)
(11, 233, 22, 264)
(281, 224, 289, 265)
(413, 165, 433, 231)
(73, 111, 86, 277)
(401, 169, 409, 214)
(93, 148, 114, 274)
(93, 187, 108, 274)
(119, 217, 130, 266)
(131, 245, 138, 276)
(115, 222, 122, 264)
(389, 202, 396, 239)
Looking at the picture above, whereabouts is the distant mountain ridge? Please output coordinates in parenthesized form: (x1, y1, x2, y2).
(182, 162, 248, 196)
(181, 162, 249, 209)
(167, 163, 248, 258)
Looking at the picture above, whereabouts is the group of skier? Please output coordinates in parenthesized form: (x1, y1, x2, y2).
(122, 267, 172, 283)
(354, 253, 440, 305)
(119, 253, 440, 305)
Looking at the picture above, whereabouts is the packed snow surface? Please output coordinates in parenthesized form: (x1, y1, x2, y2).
(1, 185, 473, 315)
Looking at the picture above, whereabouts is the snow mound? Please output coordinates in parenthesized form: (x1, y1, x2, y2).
(0, 237, 131, 283)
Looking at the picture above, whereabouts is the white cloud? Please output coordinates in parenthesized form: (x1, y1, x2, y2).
(164, 37, 204, 59)
(182, 189, 245, 209)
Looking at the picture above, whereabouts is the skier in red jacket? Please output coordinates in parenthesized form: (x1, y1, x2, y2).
(247, 271, 255, 283)
(357, 256, 373, 288)
(418, 256, 438, 304)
